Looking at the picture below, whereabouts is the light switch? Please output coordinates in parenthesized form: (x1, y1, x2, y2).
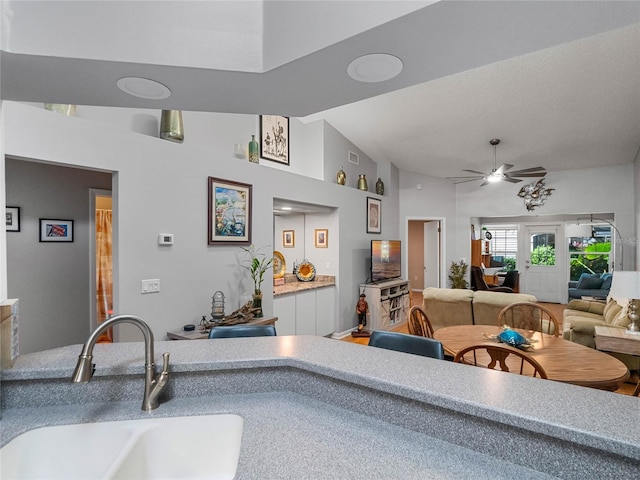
(141, 279, 160, 294)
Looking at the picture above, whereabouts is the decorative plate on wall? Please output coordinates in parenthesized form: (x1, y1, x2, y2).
(294, 260, 316, 282)
(273, 251, 286, 279)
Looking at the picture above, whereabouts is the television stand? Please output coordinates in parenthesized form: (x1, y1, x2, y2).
(360, 278, 410, 331)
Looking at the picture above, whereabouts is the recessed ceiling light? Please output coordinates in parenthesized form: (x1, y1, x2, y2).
(347, 53, 403, 83)
(116, 77, 171, 99)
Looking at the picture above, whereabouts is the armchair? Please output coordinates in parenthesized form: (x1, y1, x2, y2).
(470, 266, 513, 293)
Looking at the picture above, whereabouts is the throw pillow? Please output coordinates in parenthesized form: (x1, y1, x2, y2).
(576, 273, 603, 290)
(600, 274, 613, 290)
(611, 304, 630, 327)
(604, 301, 623, 324)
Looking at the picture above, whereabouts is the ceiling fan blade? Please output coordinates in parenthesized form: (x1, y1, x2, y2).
(495, 164, 514, 174)
(508, 166, 546, 175)
(479, 179, 490, 187)
(446, 175, 484, 180)
(503, 177, 522, 184)
(509, 172, 547, 178)
(462, 169, 488, 175)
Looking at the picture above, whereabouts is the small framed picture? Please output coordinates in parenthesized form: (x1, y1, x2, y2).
(367, 197, 381, 234)
(260, 115, 289, 165)
(6, 206, 20, 232)
(208, 177, 252, 245)
(40, 218, 74, 242)
(283, 230, 295, 248)
(348, 150, 359, 165)
(315, 229, 328, 248)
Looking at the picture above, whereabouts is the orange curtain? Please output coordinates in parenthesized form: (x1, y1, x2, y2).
(96, 209, 113, 343)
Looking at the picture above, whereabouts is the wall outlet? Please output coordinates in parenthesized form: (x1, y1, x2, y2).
(141, 279, 160, 294)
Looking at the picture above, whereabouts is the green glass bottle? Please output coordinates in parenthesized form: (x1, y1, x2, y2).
(248, 135, 259, 163)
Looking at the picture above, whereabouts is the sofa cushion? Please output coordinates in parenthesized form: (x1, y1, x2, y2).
(575, 273, 603, 290)
(472, 291, 537, 326)
(422, 287, 474, 331)
(610, 305, 630, 327)
(603, 300, 623, 324)
(565, 299, 606, 316)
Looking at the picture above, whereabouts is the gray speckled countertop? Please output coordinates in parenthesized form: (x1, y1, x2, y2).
(2, 336, 639, 479)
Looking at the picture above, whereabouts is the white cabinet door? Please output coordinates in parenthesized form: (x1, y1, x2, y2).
(315, 287, 336, 336)
(273, 295, 296, 336)
(295, 290, 317, 335)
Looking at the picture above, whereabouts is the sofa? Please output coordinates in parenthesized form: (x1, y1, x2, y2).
(567, 272, 612, 300)
(563, 297, 639, 371)
(422, 287, 537, 331)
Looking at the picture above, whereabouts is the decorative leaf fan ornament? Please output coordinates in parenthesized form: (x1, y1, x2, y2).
(447, 139, 547, 186)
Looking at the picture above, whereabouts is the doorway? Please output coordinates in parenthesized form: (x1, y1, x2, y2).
(523, 224, 563, 303)
(407, 219, 443, 291)
(90, 189, 113, 342)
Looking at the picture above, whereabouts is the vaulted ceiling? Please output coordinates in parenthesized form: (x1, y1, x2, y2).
(1, 1, 638, 180)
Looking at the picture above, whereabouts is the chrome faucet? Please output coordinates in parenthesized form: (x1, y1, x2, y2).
(71, 314, 170, 412)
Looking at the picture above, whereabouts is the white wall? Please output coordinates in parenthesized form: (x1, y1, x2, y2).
(3, 101, 388, 348)
(5, 159, 111, 353)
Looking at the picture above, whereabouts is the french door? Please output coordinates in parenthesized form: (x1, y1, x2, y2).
(522, 225, 563, 303)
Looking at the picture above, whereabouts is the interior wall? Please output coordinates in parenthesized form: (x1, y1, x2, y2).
(5, 158, 112, 354)
(3, 101, 388, 348)
(274, 214, 305, 273)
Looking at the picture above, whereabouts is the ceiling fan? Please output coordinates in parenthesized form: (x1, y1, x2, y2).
(447, 139, 547, 186)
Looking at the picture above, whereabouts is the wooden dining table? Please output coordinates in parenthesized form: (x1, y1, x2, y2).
(434, 325, 630, 391)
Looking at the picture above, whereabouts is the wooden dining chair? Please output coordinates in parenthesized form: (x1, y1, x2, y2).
(453, 343, 548, 378)
(497, 302, 560, 336)
(408, 306, 436, 338)
(368, 330, 445, 359)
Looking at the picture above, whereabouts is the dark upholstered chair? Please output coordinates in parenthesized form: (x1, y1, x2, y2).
(368, 330, 444, 359)
(470, 266, 513, 293)
(208, 324, 276, 338)
(501, 270, 519, 290)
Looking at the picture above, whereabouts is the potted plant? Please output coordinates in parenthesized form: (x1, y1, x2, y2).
(448, 259, 469, 289)
(239, 245, 273, 317)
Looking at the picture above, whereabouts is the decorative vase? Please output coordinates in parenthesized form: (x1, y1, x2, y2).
(248, 135, 259, 163)
(375, 178, 384, 195)
(252, 292, 263, 317)
(337, 167, 346, 185)
(159, 110, 184, 143)
(357, 174, 368, 191)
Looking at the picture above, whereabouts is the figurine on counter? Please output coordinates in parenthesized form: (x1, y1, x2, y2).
(356, 293, 369, 331)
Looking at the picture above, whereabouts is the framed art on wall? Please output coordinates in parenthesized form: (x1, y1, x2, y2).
(208, 177, 252, 245)
(315, 229, 328, 248)
(260, 115, 289, 165)
(367, 197, 381, 234)
(6, 206, 20, 232)
(283, 230, 295, 248)
(40, 219, 74, 242)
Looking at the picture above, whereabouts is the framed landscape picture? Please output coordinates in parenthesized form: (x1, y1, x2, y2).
(40, 218, 74, 242)
(260, 115, 289, 165)
(367, 197, 381, 234)
(208, 177, 252, 245)
(315, 229, 328, 248)
(6, 206, 20, 232)
(283, 230, 295, 248)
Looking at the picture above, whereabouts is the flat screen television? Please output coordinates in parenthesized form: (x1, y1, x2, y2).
(371, 240, 402, 283)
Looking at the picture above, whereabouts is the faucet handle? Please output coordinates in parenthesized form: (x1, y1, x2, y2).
(160, 352, 170, 373)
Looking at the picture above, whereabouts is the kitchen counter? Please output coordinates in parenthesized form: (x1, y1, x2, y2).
(273, 274, 335, 296)
(2, 336, 639, 478)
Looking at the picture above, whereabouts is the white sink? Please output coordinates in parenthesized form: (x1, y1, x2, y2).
(1, 414, 244, 480)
